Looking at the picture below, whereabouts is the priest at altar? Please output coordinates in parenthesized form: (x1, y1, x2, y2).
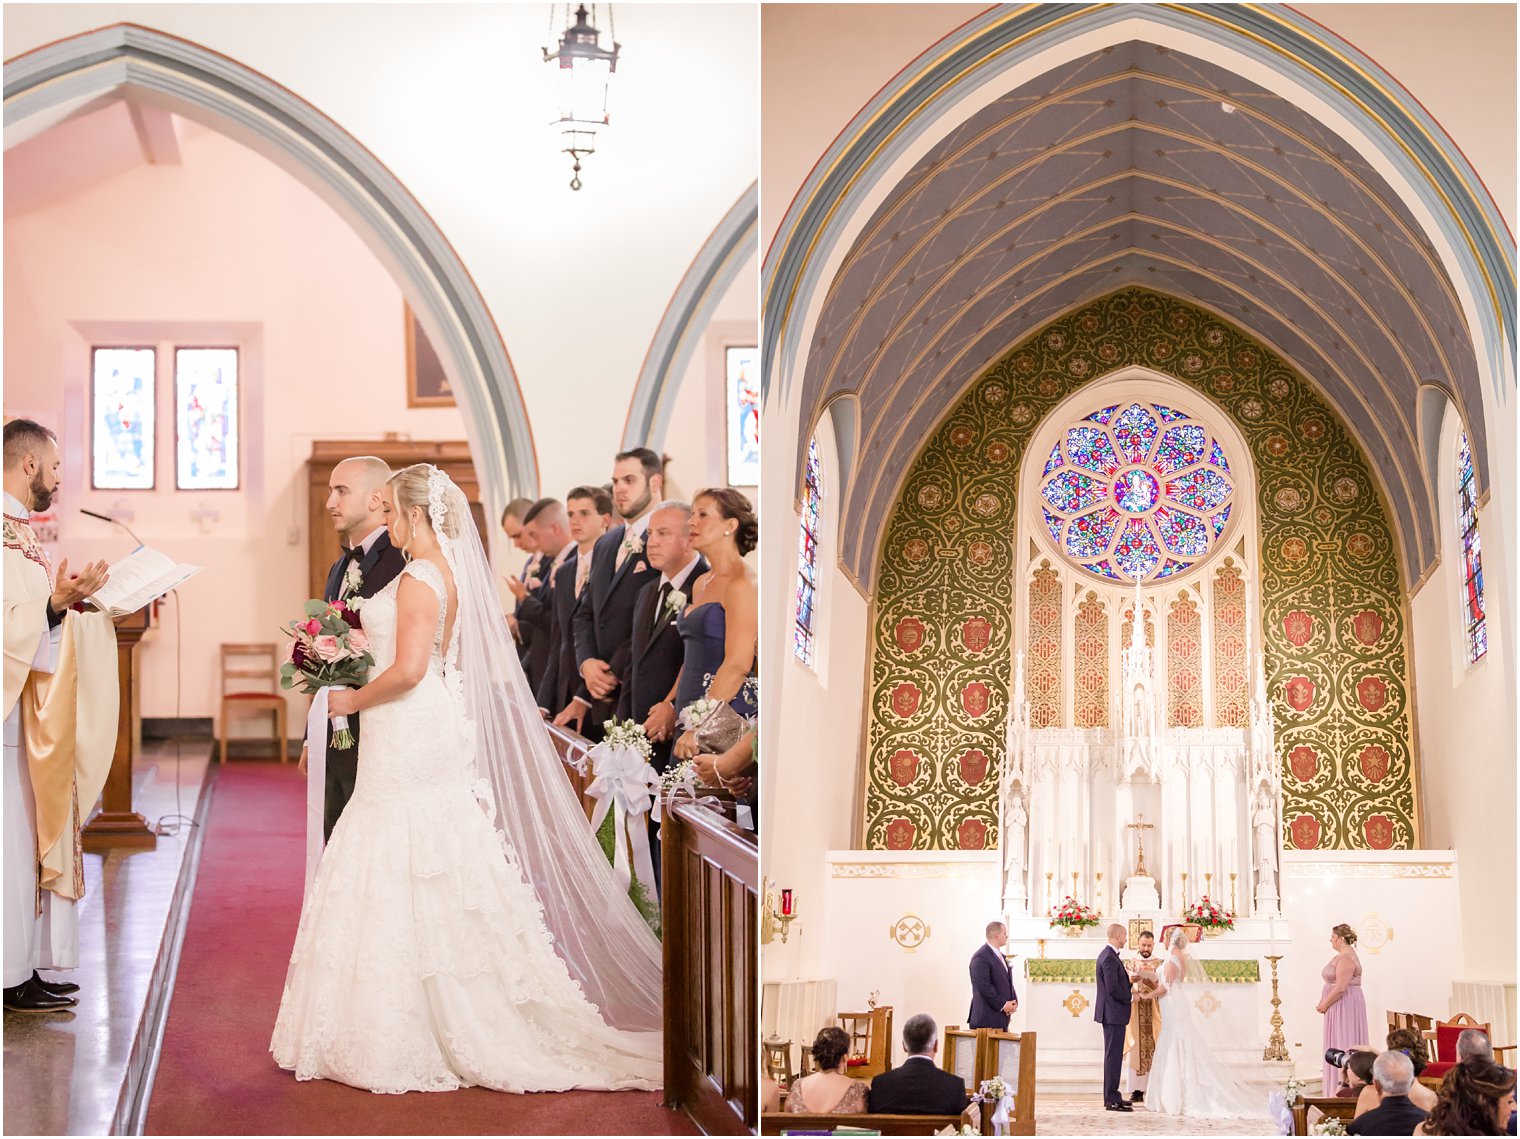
(1123, 930, 1161, 1102)
(3, 419, 118, 1013)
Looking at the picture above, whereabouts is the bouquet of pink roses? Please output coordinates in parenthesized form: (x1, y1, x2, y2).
(279, 598, 373, 747)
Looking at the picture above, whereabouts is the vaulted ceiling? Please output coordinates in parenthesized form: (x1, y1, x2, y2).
(803, 41, 1483, 591)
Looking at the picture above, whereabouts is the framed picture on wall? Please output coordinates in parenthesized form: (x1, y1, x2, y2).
(406, 304, 454, 407)
(724, 344, 759, 486)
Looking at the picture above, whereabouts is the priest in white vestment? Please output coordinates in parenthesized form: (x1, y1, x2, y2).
(3, 419, 117, 1013)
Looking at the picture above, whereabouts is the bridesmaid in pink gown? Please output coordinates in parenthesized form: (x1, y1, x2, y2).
(1317, 923, 1369, 1094)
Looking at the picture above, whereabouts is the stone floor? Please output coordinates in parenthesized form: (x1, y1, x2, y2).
(3, 741, 212, 1137)
(1035, 1096, 1279, 1135)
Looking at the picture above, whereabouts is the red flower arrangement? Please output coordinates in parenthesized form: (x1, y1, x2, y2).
(1049, 895, 1100, 930)
(1183, 895, 1235, 930)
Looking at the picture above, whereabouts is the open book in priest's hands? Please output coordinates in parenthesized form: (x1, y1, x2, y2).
(85, 546, 202, 617)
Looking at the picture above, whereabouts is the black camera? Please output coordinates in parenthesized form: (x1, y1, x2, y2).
(1325, 1048, 1353, 1069)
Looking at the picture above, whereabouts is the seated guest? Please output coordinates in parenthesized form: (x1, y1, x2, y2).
(1350, 1051, 1430, 1135)
(1459, 1029, 1496, 1066)
(786, 1027, 868, 1114)
(1342, 1050, 1376, 1098)
(1359, 1030, 1439, 1115)
(1416, 1059, 1516, 1136)
(868, 1013, 968, 1116)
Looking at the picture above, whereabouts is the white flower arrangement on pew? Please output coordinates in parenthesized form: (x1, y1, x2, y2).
(1283, 1076, 1306, 1106)
(1310, 1119, 1347, 1136)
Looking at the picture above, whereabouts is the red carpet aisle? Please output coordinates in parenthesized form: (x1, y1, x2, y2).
(145, 763, 696, 1135)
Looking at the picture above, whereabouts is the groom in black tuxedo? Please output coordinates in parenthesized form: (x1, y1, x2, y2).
(312, 457, 405, 840)
(563, 449, 663, 738)
(1095, 923, 1137, 1112)
(968, 920, 1018, 1029)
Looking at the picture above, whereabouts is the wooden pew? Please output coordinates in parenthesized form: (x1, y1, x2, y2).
(543, 722, 596, 819)
(1290, 1096, 1358, 1136)
(663, 800, 758, 1135)
(762, 1112, 965, 1135)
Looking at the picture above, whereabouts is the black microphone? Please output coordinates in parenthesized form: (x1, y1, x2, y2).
(79, 508, 145, 548)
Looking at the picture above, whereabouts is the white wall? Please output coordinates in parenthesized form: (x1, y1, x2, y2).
(5, 126, 467, 723)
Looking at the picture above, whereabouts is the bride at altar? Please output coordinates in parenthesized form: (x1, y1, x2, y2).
(270, 464, 662, 1094)
(1146, 928, 1266, 1120)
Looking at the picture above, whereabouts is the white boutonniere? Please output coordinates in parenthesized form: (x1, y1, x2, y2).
(341, 560, 362, 598)
(620, 532, 644, 557)
(663, 588, 686, 618)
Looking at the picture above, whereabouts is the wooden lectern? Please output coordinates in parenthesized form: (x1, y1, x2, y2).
(82, 607, 156, 850)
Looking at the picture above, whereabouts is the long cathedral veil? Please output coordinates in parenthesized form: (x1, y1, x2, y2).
(423, 467, 663, 1034)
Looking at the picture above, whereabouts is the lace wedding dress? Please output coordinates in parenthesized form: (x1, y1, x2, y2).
(1145, 948, 1265, 1120)
(269, 556, 661, 1093)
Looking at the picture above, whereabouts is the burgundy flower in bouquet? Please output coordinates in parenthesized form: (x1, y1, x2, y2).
(1183, 894, 1235, 930)
(280, 598, 374, 747)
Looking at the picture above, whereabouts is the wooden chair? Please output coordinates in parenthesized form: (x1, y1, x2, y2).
(838, 1006, 894, 1081)
(1421, 1012, 1515, 1078)
(764, 1038, 796, 1088)
(1290, 1096, 1358, 1136)
(218, 643, 287, 763)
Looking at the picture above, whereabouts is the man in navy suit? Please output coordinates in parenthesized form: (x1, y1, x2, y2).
(561, 449, 663, 738)
(308, 456, 405, 840)
(507, 498, 572, 696)
(1095, 923, 1137, 1112)
(868, 1013, 968, 1116)
(968, 920, 1018, 1030)
(537, 487, 610, 717)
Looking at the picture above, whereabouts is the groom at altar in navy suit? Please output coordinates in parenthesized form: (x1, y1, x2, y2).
(562, 449, 663, 739)
(310, 456, 405, 839)
(1095, 923, 1137, 1112)
(968, 920, 1019, 1030)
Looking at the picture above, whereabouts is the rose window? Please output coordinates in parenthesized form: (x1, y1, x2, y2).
(1039, 402, 1235, 582)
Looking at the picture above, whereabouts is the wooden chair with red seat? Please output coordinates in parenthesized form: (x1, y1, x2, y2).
(218, 643, 288, 763)
(1422, 1013, 1494, 1081)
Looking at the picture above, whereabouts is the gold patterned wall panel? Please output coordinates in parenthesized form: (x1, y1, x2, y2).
(1073, 591, 1110, 728)
(1167, 592, 1204, 728)
(1213, 561, 1248, 728)
(1028, 564, 1063, 728)
(863, 289, 1415, 851)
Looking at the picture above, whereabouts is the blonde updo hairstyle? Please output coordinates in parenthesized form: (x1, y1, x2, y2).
(388, 463, 466, 541)
(1332, 922, 1358, 946)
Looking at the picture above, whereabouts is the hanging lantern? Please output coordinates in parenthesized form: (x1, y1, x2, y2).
(543, 4, 619, 190)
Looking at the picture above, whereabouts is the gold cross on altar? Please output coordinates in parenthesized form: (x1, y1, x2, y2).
(1126, 814, 1155, 877)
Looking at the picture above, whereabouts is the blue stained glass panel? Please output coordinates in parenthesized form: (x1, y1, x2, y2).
(1043, 508, 1064, 544)
(91, 347, 156, 489)
(1165, 467, 1231, 512)
(1089, 559, 1122, 580)
(1086, 405, 1119, 424)
(1152, 424, 1209, 474)
(1113, 469, 1160, 513)
(1153, 506, 1210, 556)
(1153, 404, 1188, 422)
(1042, 470, 1107, 513)
(175, 348, 239, 489)
(1065, 426, 1121, 477)
(1155, 558, 1189, 579)
(1043, 442, 1064, 476)
(1211, 504, 1231, 536)
(1113, 403, 1159, 463)
(1113, 518, 1160, 578)
(1209, 440, 1231, 473)
(1456, 432, 1486, 662)
(794, 437, 823, 665)
(1065, 507, 1120, 559)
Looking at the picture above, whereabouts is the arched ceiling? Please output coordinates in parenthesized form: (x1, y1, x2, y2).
(802, 41, 1484, 592)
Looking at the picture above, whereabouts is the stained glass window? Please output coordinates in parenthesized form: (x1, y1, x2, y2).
(1457, 432, 1486, 662)
(91, 347, 156, 489)
(1038, 401, 1236, 583)
(793, 437, 823, 665)
(175, 348, 239, 489)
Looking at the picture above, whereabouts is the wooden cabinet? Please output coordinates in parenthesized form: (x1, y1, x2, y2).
(306, 440, 488, 598)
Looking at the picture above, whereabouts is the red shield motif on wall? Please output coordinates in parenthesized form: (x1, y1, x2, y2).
(1288, 745, 1319, 782)
(1356, 676, 1388, 712)
(895, 617, 926, 655)
(888, 749, 920, 788)
(891, 682, 921, 718)
(1284, 676, 1315, 712)
(1363, 815, 1394, 850)
(957, 819, 987, 850)
(958, 749, 990, 786)
(961, 616, 992, 654)
(885, 818, 916, 850)
(1358, 744, 1390, 783)
(962, 682, 991, 718)
(1351, 609, 1384, 647)
(1290, 815, 1321, 850)
(1282, 610, 1314, 647)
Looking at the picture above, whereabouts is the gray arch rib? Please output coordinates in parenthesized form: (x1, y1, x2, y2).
(6, 24, 537, 505)
(623, 182, 758, 452)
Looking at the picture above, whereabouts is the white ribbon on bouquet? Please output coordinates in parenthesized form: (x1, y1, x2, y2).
(301, 685, 350, 898)
(990, 1091, 1016, 1135)
(584, 739, 661, 893)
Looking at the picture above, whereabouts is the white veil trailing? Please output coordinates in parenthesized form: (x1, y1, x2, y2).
(422, 466, 664, 1034)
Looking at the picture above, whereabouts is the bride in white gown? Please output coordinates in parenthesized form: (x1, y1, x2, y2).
(1146, 928, 1266, 1120)
(270, 464, 662, 1093)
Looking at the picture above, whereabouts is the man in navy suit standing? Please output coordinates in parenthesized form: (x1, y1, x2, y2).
(1095, 923, 1136, 1112)
(968, 920, 1018, 1030)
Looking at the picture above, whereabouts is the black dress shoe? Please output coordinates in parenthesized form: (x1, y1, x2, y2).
(1131, 1091, 1145, 1103)
(1104, 1102, 1134, 1112)
(3, 979, 77, 1013)
(32, 971, 80, 996)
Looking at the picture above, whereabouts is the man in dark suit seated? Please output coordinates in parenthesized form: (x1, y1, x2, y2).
(968, 920, 1018, 1030)
(1347, 1052, 1428, 1136)
(868, 1013, 968, 1116)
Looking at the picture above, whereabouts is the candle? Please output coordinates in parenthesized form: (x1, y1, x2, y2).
(781, 888, 793, 917)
